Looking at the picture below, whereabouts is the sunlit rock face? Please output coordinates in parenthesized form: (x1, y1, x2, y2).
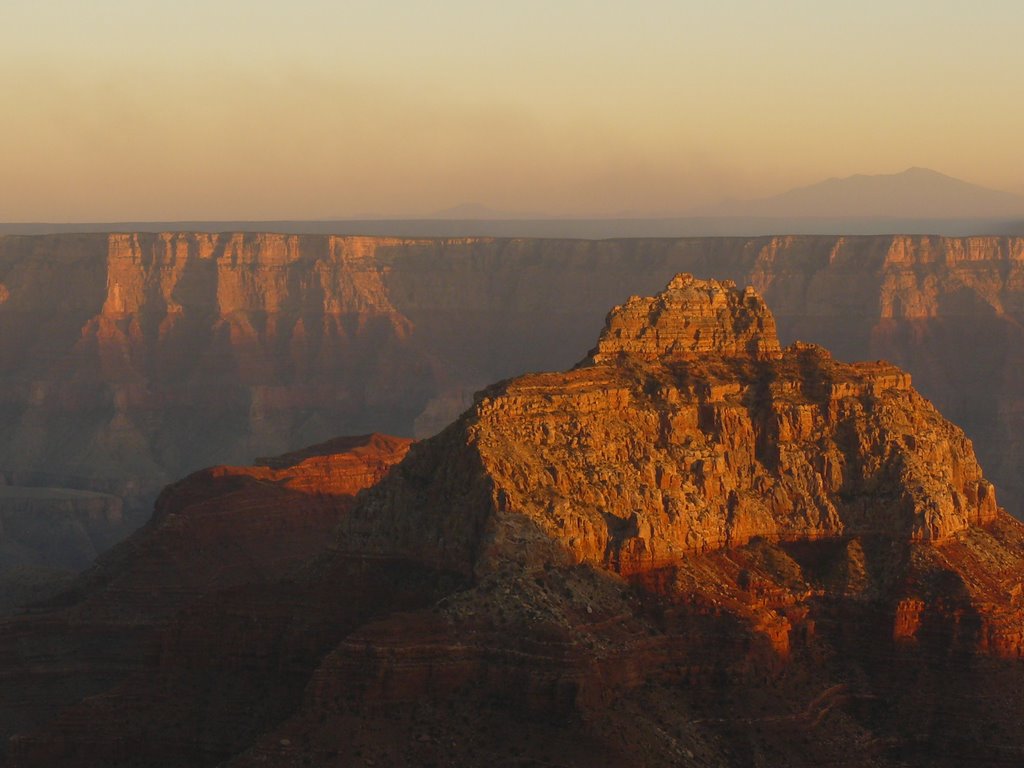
(2, 276, 1024, 768)
(589, 273, 782, 362)
(1, 231, 1023, 579)
(342, 275, 997, 580)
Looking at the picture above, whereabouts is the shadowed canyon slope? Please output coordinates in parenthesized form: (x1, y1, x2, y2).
(3, 276, 1023, 767)
(0, 433, 411, 761)
(1, 232, 1023, 574)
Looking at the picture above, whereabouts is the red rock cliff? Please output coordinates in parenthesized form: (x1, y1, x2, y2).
(2, 233, 1024, 576)
(4, 277, 1024, 768)
(342, 276, 998, 578)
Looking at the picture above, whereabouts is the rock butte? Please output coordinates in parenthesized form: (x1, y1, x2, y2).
(1, 232, 1024, 541)
(3, 232, 1024, 590)
(343, 275, 997, 578)
(3, 275, 1024, 767)
(590, 273, 783, 362)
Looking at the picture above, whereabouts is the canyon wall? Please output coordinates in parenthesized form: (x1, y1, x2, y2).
(0, 232, 1021, 553)
(4, 277, 1023, 767)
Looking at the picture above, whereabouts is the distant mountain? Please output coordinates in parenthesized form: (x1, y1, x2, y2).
(708, 167, 1024, 219)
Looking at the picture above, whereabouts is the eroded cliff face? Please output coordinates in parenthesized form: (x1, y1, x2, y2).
(1, 232, 1023, 579)
(6, 276, 1022, 768)
(238, 278, 1024, 768)
(590, 273, 783, 362)
(343, 276, 998, 576)
(0, 233, 432, 519)
(373, 234, 1024, 517)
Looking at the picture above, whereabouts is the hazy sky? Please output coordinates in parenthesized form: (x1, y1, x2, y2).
(2, 1, 1022, 220)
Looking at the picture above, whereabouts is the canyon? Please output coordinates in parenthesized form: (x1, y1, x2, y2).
(0, 232, 1023, 581)
(1, 275, 1022, 767)
(0, 432, 411, 763)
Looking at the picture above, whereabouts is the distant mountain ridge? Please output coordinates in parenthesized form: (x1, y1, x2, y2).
(706, 167, 1024, 219)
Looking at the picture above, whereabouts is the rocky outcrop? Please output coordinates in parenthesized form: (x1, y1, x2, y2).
(5, 276, 1024, 768)
(0, 433, 410, 761)
(2, 232, 1024, 533)
(344, 277, 997, 577)
(58, 432, 412, 622)
(590, 273, 782, 362)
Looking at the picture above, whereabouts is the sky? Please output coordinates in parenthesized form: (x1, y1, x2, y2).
(1, 1, 1022, 221)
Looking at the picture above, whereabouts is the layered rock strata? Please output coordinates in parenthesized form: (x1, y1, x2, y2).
(1, 231, 1023, 541)
(344, 276, 997, 576)
(590, 273, 783, 362)
(4, 276, 1023, 768)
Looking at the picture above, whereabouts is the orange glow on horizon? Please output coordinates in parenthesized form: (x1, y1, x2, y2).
(1, 1, 1022, 221)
